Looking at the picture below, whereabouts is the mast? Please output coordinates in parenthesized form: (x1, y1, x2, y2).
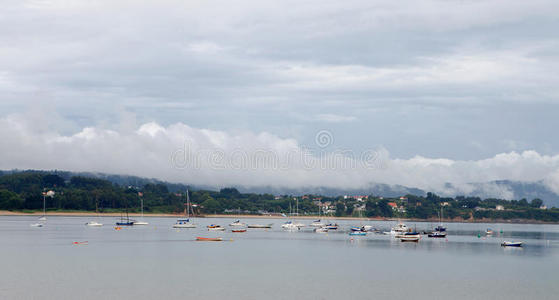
(186, 189, 190, 218)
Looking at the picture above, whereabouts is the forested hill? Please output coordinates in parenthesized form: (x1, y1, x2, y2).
(1, 171, 559, 222)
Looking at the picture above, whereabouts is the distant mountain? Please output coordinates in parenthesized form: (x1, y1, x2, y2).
(2, 169, 558, 207)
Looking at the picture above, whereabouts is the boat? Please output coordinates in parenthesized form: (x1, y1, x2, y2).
(281, 221, 299, 230)
(116, 207, 134, 226)
(247, 224, 273, 229)
(314, 227, 328, 233)
(38, 192, 47, 221)
(207, 224, 225, 231)
(173, 189, 197, 228)
(400, 232, 421, 242)
(501, 241, 523, 247)
(229, 220, 246, 227)
(486, 228, 494, 235)
(86, 200, 103, 227)
(309, 219, 324, 227)
(427, 231, 447, 238)
(30, 223, 43, 227)
(434, 206, 446, 232)
(85, 221, 103, 227)
(173, 219, 196, 228)
(349, 231, 366, 236)
(196, 237, 223, 241)
(350, 227, 363, 232)
(133, 195, 148, 225)
(232, 229, 247, 233)
(390, 222, 408, 235)
(324, 223, 338, 230)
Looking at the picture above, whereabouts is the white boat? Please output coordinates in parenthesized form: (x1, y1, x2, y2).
(38, 216, 47, 221)
(281, 221, 299, 230)
(390, 222, 408, 235)
(38, 192, 48, 221)
(314, 227, 328, 233)
(207, 225, 226, 231)
(501, 241, 523, 247)
(30, 223, 44, 227)
(173, 189, 197, 228)
(400, 232, 421, 242)
(309, 219, 325, 227)
(133, 195, 149, 225)
(86, 200, 103, 227)
(229, 220, 246, 227)
(85, 221, 103, 227)
(173, 219, 196, 228)
(247, 224, 273, 228)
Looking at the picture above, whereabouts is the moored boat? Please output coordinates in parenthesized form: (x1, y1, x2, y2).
(324, 223, 338, 230)
(247, 223, 273, 229)
(400, 232, 421, 242)
(390, 222, 408, 235)
(30, 223, 43, 227)
(173, 219, 196, 228)
(428, 231, 447, 238)
(349, 231, 366, 236)
(229, 220, 246, 227)
(232, 229, 247, 233)
(196, 237, 223, 241)
(501, 241, 523, 247)
(207, 224, 225, 231)
(314, 227, 328, 233)
(85, 221, 103, 227)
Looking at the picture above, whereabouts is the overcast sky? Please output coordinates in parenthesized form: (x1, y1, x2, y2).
(2, 0, 559, 196)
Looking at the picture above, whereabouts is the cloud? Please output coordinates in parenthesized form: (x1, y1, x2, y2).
(2, 115, 559, 200)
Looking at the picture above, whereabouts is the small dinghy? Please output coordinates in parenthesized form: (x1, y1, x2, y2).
(229, 220, 246, 227)
(196, 237, 223, 241)
(207, 224, 226, 231)
(30, 223, 44, 227)
(501, 241, 523, 247)
(428, 231, 447, 238)
(232, 229, 247, 233)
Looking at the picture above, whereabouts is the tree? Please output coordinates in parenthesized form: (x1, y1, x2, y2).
(530, 198, 543, 208)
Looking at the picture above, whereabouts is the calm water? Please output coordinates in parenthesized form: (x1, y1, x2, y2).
(1, 216, 558, 300)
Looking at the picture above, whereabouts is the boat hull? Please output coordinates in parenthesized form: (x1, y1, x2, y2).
(196, 237, 223, 241)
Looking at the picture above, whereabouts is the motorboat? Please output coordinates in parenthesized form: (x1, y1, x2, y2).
(314, 227, 328, 233)
(85, 221, 103, 227)
(428, 231, 447, 238)
(281, 221, 299, 230)
(247, 224, 273, 229)
(173, 219, 196, 228)
(309, 219, 325, 227)
(30, 223, 44, 227)
(390, 223, 408, 235)
(229, 220, 246, 227)
(501, 241, 523, 247)
(207, 224, 225, 231)
(323, 223, 338, 230)
(400, 232, 421, 242)
(486, 228, 494, 235)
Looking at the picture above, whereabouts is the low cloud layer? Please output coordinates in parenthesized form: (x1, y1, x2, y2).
(2, 114, 559, 199)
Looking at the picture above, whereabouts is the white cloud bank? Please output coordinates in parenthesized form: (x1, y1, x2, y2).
(2, 114, 559, 199)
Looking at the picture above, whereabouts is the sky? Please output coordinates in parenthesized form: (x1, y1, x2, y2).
(1, 0, 559, 197)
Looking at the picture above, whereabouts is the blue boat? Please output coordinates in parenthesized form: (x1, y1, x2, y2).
(116, 209, 134, 226)
(349, 231, 366, 236)
(501, 241, 523, 247)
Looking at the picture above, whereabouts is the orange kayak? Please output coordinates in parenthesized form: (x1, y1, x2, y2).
(196, 237, 223, 241)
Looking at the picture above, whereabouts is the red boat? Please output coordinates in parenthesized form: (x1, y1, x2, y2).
(232, 229, 247, 233)
(196, 237, 223, 241)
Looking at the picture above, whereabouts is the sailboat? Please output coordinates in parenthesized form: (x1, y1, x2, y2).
(86, 199, 103, 227)
(434, 206, 446, 232)
(38, 192, 47, 221)
(282, 201, 299, 230)
(133, 195, 148, 225)
(310, 200, 325, 228)
(116, 206, 134, 226)
(173, 189, 197, 228)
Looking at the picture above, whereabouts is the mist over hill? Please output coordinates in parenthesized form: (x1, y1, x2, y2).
(2, 169, 558, 208)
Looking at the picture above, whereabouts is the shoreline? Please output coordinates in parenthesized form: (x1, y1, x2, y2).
(1, 210, 558, 225)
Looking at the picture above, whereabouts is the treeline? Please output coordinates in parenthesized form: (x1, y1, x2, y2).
(1, 172, 558, 222)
